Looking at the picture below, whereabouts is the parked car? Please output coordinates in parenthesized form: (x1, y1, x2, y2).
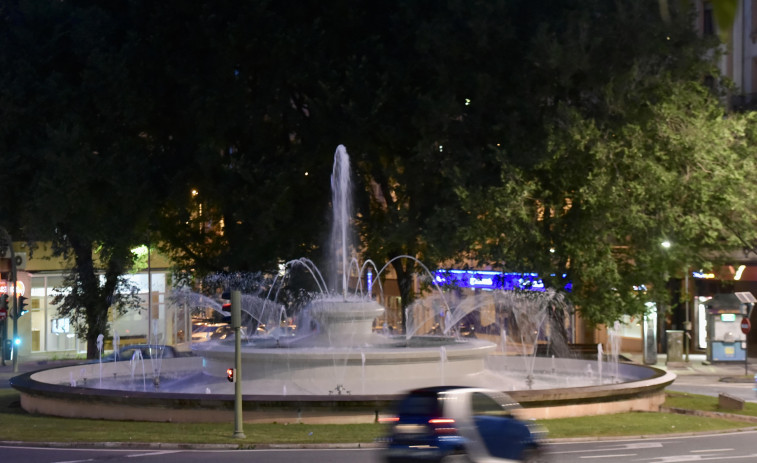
(210, 324, 234, 340)
(192, 323, 227, 342)
(381, 386, 548, 463)
(99, 344, 186, 362)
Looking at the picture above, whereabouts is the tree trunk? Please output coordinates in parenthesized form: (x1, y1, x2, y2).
(391, 258, 416, 335)
(69, 237, 106, 360)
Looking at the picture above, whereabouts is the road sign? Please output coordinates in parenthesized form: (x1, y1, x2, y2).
(741, 317, 751, 335)
(0, 307, 6, 321)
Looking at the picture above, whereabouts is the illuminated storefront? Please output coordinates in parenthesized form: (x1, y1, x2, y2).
(26, 271, 173, 355)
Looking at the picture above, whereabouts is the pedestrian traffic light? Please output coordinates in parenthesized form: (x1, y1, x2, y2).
(17, 295, 28, 316)
(226, 367, 236, 383)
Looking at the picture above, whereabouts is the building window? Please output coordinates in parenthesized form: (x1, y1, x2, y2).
(703, 3, 715, 36)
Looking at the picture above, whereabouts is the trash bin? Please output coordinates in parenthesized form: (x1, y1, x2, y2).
(666, 330, 684, 363)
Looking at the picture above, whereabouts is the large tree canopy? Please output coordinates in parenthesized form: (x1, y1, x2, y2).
(458, 2, 757, 324)
(2, 0, 756, 344)
(0, 1, 159, 356)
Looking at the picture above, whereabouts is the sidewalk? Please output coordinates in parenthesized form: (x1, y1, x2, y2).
(0, 357, 82, 388)
(625, 352, 756, 377)
(624, 352, 757, 405)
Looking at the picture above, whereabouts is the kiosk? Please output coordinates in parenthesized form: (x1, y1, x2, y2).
(705, 292, 755, 362)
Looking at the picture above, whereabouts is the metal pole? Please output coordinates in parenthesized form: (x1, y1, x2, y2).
(684, 269, 690, 363)
(0, 227, 9, 367)
(747, 303, 753, 376)
(231, 290, 245, 439)
(11, 245, 17, 373)
(147, 244, 152, 344)
(0, 227, 20, 373)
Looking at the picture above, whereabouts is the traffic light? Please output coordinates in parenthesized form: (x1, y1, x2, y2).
(16, 295, 28, 316)
(226, 367, 236, 383)
(0, 294, 7, 310)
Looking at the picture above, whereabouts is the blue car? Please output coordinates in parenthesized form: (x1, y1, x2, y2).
(381, 386, 548, 462)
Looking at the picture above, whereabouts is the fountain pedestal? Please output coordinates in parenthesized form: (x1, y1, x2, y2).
(308, 299, 385, 347)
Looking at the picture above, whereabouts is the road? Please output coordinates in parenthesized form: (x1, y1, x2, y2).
(548, 430, 757, 462)
(4, 431, 757, 463)
(0, 446, 378, 463)
(667, 374, 757, 402)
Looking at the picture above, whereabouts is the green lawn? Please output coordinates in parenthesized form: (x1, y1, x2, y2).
(0, 389, 753, 445)
(664, 390, 757, 417)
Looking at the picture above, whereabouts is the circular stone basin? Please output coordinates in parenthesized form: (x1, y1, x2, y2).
(193, 336, 496, 395)
(9, 352, 675, 423)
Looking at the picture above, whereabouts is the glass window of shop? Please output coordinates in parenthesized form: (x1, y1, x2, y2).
(30, 272, 169, 355)
(111, 273, 168, 344)
(617, 314, 643, 338)
(31, 275, 80, 353)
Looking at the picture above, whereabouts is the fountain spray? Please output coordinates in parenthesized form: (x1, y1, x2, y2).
(331, 145, 351, 299)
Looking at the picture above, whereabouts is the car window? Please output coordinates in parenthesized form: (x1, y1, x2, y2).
(157, 347, 175, 358)
(397, 392, 442, 417)
(144, 346, 174, 358)
(120, 348, 140, 360)
(471, 392, 512, 417)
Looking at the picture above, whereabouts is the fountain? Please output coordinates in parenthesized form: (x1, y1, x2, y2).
(10, 145, 675, 423)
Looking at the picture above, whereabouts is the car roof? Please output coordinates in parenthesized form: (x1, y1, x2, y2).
(407, 386, 478, 395)
(120, 344, 173, 350)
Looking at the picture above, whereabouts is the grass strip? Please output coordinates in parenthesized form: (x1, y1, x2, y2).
(0, 388, 754, 444)
(539, 411, 749, 438)
(664, 390, 757, 417)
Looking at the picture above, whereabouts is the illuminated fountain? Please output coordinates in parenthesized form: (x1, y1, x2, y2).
(11, 145, 675, 423)
(186, 145, 501, 396)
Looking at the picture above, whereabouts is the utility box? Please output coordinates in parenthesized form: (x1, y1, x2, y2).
(666, 330, 684, 363)
(706, 293, 754, 362)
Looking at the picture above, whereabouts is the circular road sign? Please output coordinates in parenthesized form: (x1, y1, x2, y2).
(741, 317, 751, 335)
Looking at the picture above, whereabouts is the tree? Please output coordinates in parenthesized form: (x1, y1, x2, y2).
(460, 1, 757, 325)
(0, 1, 155, 357)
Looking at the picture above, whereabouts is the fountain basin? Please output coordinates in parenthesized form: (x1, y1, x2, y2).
(10, 356, 675, 423)
(194, 337, 496, 395)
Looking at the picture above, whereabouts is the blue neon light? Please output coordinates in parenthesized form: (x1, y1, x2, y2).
(434, 269, 571, 292)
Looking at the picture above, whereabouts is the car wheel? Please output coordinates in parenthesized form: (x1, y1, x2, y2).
(522, 446, 549, 463)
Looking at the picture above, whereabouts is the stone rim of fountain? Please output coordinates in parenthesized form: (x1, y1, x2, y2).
(10, 358, 676, 423)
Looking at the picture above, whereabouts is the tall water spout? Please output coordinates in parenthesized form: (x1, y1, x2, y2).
(331, 145, 352, 298)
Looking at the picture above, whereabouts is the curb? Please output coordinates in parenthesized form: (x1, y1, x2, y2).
(0, 440, 384, 450)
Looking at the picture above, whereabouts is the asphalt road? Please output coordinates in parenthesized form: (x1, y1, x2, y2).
(548, 430, 757, 462)
(4, 431, 757, 463)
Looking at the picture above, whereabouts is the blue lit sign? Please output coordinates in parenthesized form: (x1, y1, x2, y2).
(434, 269, 570, 292)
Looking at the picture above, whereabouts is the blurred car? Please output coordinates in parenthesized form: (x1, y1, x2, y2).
(381, 386, 548, 463)
(192, 323, 227, 342)
(210, 324, 234, 340)
(99, 344, 185, 362)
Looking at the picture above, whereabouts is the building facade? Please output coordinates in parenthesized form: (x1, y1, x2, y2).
(0, 243, 188, 362)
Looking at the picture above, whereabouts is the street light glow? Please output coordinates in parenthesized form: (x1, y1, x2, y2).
(661, 240, 671, 249)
